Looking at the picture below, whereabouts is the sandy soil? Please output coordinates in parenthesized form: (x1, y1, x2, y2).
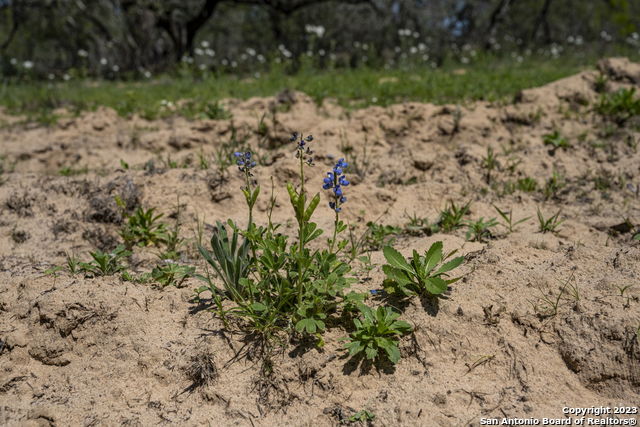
(0, 58, 638, 426)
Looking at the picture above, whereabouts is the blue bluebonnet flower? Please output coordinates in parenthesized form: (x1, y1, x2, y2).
(291, 132, 314, 166)
(234, 151, 257, 174)
(323, 158, 350, 212)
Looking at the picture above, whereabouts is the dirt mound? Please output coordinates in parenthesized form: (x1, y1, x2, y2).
(0, 59, 639, 425)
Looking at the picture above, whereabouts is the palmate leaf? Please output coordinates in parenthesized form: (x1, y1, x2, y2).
(295, 318, 318, 334)
(365, 346, 378, 360)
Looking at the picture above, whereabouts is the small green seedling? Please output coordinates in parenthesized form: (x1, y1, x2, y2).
(59, 166, 89, 176)
(465, 217, 498, 242)
(66, 252, 81, 274)
(543, 130, 571, 153)
(151, 262, 195, 288)
(493, 205, 531, 233)
(382, 242, 464, 297)
(364, 221, 401, 251)
(349, 409, 376, 423)
(543, 170, 565, 200)
(517, 177, 538, 192)
(120, 206, 169, 247)
(80, 245, 131, 276)
(403, 212, 435, 236)
(481, 147, 499, 184)
(537, 208, 564, 233)
(343, 305, 411, 364)
(438, 201, 470, 232)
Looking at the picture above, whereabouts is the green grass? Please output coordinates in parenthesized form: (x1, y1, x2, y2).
(1, 52, 637, 122)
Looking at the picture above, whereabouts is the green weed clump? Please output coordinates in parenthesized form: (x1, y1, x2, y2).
(537, 208, 564, 233)
(381, 242, 464, 298)
(79, 246, 131, 276)
(342, 305, 411, 364)
(543, 130, 571, 154)
(596, 88, 640, 125)
(119, 206, 169, 248)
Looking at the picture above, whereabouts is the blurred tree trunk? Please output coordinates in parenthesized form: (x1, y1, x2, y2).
(530, 0, 553, 44)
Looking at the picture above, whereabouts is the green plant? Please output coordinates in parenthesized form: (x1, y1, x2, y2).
(198, 220, 252, 300)
(196, 137, 355, 350)
(151, 262, 195, 288)
(197, 149, 210, 170)
(364, 221, 401, 251)
(119, 206, 169, 247)
(481, 146, 499, 184)
(493, 205, 531, 233)
(403, 212, 435, 236)
(178, 99, 231, 120)
(537, 208, 564, 233)
(594, 73, 608, 93)
(596, 87, 640, 125)
(382, 242, 464, 297)
(349, 409, 376, 423)
(531, 273, 579, 319)
(543, 130, 571, 153)
(59, 166, 89, 176)
(465, 217, 498, 242)
(343, 305, 411, 364)
(437, 200, 470, 233)
(517, 177, 538, 192)
(66, 252, 81, 275)
(543, 170, 566, 200)
(80, 245, 131, 276)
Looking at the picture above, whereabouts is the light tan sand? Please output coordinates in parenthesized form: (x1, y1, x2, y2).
(0, 58, 638, 426)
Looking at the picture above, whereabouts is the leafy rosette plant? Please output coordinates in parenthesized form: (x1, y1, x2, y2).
(343, 305, 412, 364)
(381, 242, 464, 297)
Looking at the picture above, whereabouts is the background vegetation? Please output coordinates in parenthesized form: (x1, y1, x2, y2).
(0, 0, 639, 118)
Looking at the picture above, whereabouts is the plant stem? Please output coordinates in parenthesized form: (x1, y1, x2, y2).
(329, 210, 339, 254)
(244, 170, 253, 230)
(297, 152, 306, 304)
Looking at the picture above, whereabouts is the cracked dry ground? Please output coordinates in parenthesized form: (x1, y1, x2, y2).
(0, 58, 639, 426)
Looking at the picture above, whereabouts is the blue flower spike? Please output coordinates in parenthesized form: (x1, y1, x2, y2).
(292, 132, 315, 166)
(323, 158, 350, 212)
(233, 151, 257, 177)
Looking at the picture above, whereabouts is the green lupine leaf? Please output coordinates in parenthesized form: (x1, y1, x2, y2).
(295, 318, 317, 334)
(250, 302, 267, 312)
(365, 346, 378, 360)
